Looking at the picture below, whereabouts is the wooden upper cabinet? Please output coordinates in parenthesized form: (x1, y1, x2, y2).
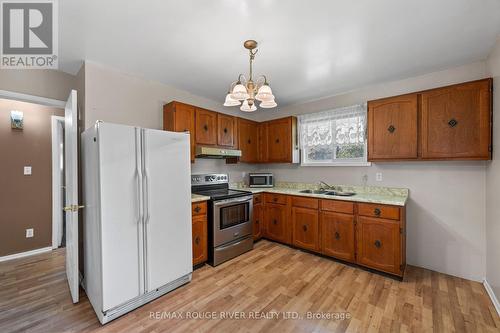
(420, 79, 492, 160)
(238, 118, 259, 163)
(217, 113, 237, 148)
(368, 94, 418, 160)
(163, 101, 196, 162)
(195, 108, 217, 145)
(267, 117, 298, 163)
(258, 122, 269, 162)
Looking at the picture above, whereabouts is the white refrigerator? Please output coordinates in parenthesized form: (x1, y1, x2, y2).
(81, 122, 192, 324)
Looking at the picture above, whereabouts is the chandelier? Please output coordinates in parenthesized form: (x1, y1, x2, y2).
(223, 40, 277, 112)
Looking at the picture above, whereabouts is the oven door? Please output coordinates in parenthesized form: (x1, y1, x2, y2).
(212, 195, 253, 247)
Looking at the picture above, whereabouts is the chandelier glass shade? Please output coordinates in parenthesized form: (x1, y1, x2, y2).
(224, 40, 277, 112)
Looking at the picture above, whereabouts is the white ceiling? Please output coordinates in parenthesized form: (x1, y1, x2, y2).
(60, 0, 500, 107)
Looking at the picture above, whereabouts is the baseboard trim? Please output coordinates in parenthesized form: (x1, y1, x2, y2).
(483, 279, 500, 317)
(0, 247, 52, 263)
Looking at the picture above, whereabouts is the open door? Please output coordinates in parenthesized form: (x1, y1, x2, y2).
(64, 90, 80, 303)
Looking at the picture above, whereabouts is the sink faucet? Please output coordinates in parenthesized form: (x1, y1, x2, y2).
(319, 181, 335, 191)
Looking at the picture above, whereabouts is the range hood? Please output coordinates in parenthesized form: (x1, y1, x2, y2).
(195, 146, 242, 159)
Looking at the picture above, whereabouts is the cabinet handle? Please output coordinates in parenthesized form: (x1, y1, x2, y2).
(302, 225, 307, 232)
(247, 139, 251, 144)
(256, 220, 259, 224)
(387, 125, 396, 133)
(203, 124, 208, 131)
(273, 197, 278, 202)
(374, 240, 381, 248)
(195, 236, 200, 245)
(334, 232, 340, 240)
(194, 206, 201, 213)
(273, 219, 277, 225)
(275, 138, 280, 143)
(448, 119, 458, 128)
(374, 208, 381, 216)
(223, 128, 228, 133)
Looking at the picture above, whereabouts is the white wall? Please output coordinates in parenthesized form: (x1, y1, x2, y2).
(0, 69, 75, 101)
(256, 62, 490, 281)
(83, 62, 259, 182)
(486, 37, 500, 299)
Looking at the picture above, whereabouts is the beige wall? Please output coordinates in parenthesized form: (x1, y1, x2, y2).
(0, 99, 64, 256)
(83, 62, 260, 182)
(486, 37, 500, 301)
(0, 69, 76, 101)
(254, 62, 489, 281)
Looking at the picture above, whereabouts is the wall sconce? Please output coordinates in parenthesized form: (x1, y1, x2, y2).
(10, 110, 23, 129)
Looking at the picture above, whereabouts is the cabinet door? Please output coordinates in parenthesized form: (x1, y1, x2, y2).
(421, 79, 492, 159)
(238, 118, 259, 163)
(195, 108, 217, 145)
(258, 122, 269, 162)
(253, 204, 263, 241)
(320, 211, 355, 262)
(292, 207, 319, 252)
(267, 118, 292, 162)
(163, 102, 196, 162)
(265, 204, 287, 243)
(217, 114, 236, 147)
(368, 94, 418, 160)
(356, 216, 401, 275)
(192, 216, 207, 266)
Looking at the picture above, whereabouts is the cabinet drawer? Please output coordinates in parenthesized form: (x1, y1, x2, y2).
(265, 193, 287, 205)
(320, 200, 354, 214)
(191, 202, 207, 216)
(253, 194, 263, 205)
(292, 196, 318, 209)
(358, 203, 399, 220)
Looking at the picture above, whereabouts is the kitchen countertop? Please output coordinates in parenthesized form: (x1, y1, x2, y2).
(191, 193, 210, 203)
(231, 182, 409, 206)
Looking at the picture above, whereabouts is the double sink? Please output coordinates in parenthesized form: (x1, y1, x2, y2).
(298, 189, 356, 197)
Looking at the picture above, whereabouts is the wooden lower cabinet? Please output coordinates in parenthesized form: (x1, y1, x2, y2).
(192, 215, 207, 266)
(265, 203, 288, 244)
(292, 207, 319, 252)
(320, 211, 355, 263)
(191, 202, 207, 266)
(356, 216, 403, 276)
(253, 202, 263, 241)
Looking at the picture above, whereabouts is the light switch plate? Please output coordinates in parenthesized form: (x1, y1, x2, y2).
(26, 228, 34, 238)
(24, 166, 32, 175)
(376, 172, 383, 182)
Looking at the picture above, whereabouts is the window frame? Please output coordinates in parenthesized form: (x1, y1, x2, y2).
(298, 104, 371, 167)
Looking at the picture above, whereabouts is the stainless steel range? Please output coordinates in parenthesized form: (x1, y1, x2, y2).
(191, 174, 253, 266)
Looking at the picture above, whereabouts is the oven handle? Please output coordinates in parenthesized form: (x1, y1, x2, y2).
(213, 196, 253, 207)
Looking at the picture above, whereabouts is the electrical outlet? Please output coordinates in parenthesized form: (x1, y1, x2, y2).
(24, 166, 32, 175)
(375, 173, 383, 182)
(26, 228, 34, 238)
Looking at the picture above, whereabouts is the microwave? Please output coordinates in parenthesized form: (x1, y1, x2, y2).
(249, 173, 274, 188)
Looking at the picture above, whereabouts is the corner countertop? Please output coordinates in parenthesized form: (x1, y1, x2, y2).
(191, 193, 210, 203)
(231, 183, 409, 207)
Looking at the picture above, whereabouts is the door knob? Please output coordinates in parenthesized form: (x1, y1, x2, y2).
(63, 205, 85, 212)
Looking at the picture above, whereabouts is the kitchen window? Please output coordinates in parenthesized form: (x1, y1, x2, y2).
(298, 104, 369, 166)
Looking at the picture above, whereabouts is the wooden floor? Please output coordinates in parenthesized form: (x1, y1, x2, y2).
(0, 240, 499, 333)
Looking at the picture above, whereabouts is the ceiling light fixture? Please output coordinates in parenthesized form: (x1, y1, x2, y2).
(224, 40, 277, 112)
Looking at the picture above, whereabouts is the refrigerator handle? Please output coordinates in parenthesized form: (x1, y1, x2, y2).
(136, 129, 144, 225)
(142, 129, 151, 225)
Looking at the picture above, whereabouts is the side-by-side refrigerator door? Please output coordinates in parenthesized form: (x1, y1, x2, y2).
(142, 129, 192, 292)
(99, 123, 145, 311)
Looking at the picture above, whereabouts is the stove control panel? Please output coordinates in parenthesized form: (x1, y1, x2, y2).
(191, 173, 228, 185)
